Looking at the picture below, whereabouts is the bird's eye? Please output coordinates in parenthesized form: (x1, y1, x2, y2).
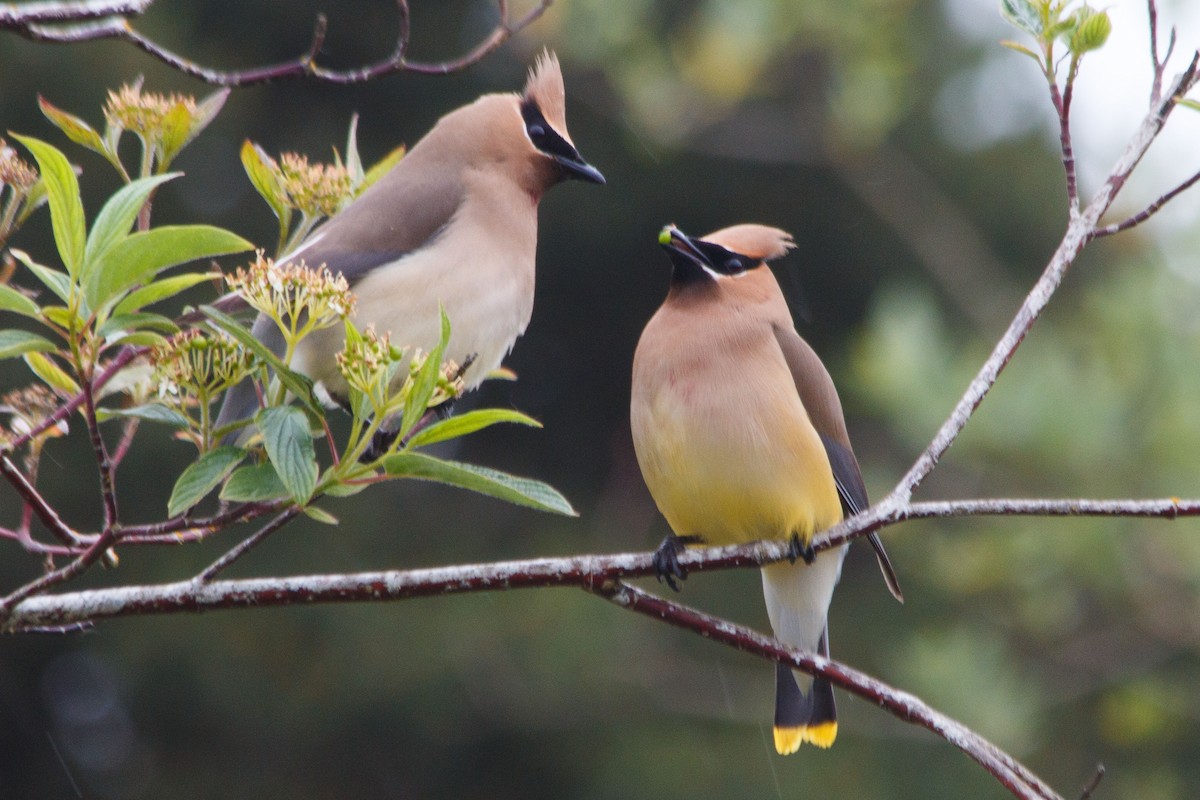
(528, 124, 546, 138)
(727, 258, 743, 271)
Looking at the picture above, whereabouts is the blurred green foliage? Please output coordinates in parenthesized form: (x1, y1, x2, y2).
(2, 0, 1200, 798)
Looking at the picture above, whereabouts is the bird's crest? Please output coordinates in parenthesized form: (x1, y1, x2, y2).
(703, 224, 796, 263)
(523, 49, 570, 142)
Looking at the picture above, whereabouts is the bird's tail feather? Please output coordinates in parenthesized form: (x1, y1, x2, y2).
(772, 633, 838, 754)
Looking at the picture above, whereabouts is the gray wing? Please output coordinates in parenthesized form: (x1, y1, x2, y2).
(772, 323, 904, 603)
(212, 149, 466, 440)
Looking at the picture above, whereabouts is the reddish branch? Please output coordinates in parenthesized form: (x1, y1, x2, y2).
(588, 581, 1063, 800)
(2, 0, 554, 86)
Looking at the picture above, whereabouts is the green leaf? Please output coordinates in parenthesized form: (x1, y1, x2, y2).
(9, 249, 71, 304)
(382, 452, 577, 516)
(323, 480, 368, 498)
(220, 461, 288, 503)
(37, 96, 106, 156)
(344, 113, 364, 186)
(113, 271, 218, 316)
(23, 351, 79, 394)
(0, 329, 57, 360)
(86, 224, 252, 309)
(256, 405, 318, 504)
(999, 39, 1041, 62)
(1068, 8, 1111, 55)
(360, 144, 405, 195)
(302, 505, 338, 525)
(11, 135, 86, 277)
(158, 102, 194, 169)
(0, 283, 40, 318)
(97, 312, 178, 341)
(201, 304, 321, 415)
(999, 0, 1043, 38)
(241, 140, 291, 224)
(1179, 98, 1200, 112)
(83, 173, 181, 278)
(406, 408, 542, 449)
(100, 403, 191, 428)
(168, 445, 248, 516)
(398, 308, 450, 438)
(105, 330, 167, 348)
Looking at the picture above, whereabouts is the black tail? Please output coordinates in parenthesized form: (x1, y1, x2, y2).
(772, 631, 838, 753)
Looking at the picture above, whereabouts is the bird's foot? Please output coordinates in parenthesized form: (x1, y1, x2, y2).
(653, 534, 703, 592)
(787, 534, 816, 565)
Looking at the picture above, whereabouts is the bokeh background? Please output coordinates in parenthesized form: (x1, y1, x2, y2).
(3, 0, 1200, 797)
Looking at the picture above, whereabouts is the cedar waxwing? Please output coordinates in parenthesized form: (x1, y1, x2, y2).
(216, 51, 603, 444)
(630, 223, 901, 755)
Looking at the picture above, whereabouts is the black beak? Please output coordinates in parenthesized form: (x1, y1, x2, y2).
(554, 151, 606, 184)
(659, 225, 714, 283)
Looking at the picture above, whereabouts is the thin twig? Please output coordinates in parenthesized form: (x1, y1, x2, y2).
(0, 453, 84, 547)
(0, 0, 151, 27)
(1090, 168, 1200, 238)
(8, 0, 554, 86)
(891, 55, 1200, 502)
(6, 345, 146, 451)
(80, 375, 118, 530)
(195, 506, 302, 583)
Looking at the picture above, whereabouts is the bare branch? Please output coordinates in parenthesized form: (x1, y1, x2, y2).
(1090, 167, 1200, 238)
(4, 493, 1198, 631)
(0, 453, 84, 548)
(588, 581, 1061, 800)
(5, 0, 554, 86)
(0, 0, 151, 26)
(891, 54, 1200, 502)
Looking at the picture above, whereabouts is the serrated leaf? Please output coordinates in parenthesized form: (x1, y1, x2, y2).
(83, 173, 181, 280)
(302, 505, 338, 525)
(23, 351, 79, 394)
(0, 330, 57, 360)
(86, 224, 252, 309)
(220, 461, 288, 503)
(0, 283, 40, 318)
(406, 408, 541, 450)
(167, 445, 247, 516)
(241, 140, 290, 223)
(100, 403, 191, 428)
(256, 405, 318, 504)
(359, 144, 405, 195)
(9, 249, 71, 303)
(37, 97, 106, 155)
(1000, 0, 1043, 37)
(382, 452, 576, 516)
(113, 271, 218, 316)
(201, 304, 320, 414)
(11, 135, 85, 278)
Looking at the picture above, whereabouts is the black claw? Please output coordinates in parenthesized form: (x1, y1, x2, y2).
(652, 534, 702, 592)
(787, 534, 816, 565)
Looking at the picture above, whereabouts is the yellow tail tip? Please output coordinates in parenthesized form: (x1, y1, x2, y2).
(773, 721, 838, 754)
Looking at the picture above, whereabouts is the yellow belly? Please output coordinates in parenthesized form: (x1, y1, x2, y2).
(632, 369, 842, 547)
